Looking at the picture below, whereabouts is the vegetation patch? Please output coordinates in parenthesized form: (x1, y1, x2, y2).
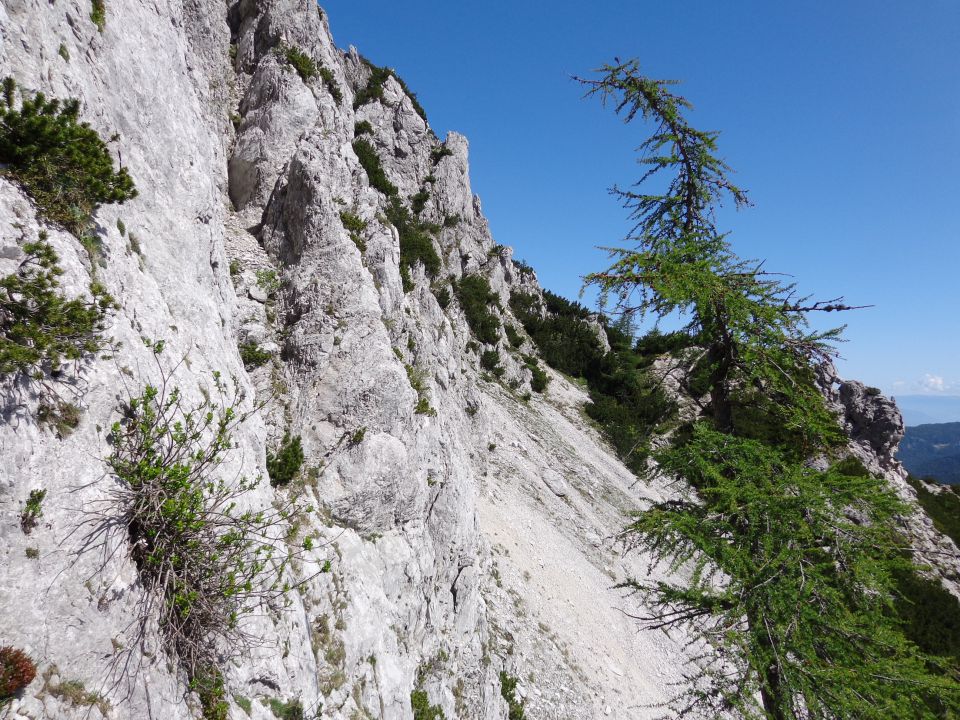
(90, 0, 105, 32)
(0, 646, 36, 700)
(354, 120, 373, 136)
(317, 67, 343, 104)
(267, 697, 305, 720)
(480, 350, 504, 378)
(282, 46, 317, 82)
(455, 275, 501, 344)
(267, 433, 305, 486)
(19, 489, 46, 534)
(386, 197, 441, 290)
(239, 342, 272, 370)
(105, 346, 303, 719)
(430, 146, 453, 165)
(339, 210, 368, 252)
(37, 398, 81, 438)
(354, 57, 427, 123)
(0, 79, 136, 234)
(499, 672, 525, 720)
(906, 476, 960, 547)
(410, 689, 444, 720)
(352, 138, 397, 197)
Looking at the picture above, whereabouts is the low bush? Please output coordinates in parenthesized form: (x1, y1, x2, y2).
(410, 689, 445, 720)
(317, 67, 343, 104)
(387, 198, 441, 288)
(0, 647, 36, 699)
(906, 476, 960, 547)
(267, 697, 305, 720)
(0, 80, 136, 234)
(434, 286, 451, 309)
(499, 672, 525, 720)
(282, 46, 317, 81)
(37, 398, 81, 437)
(90, 0, 105, 32)
(239, 342, 271, 369)
(505, 324, 523, 348)
(106, 350, 303, 718)
(443, 214, 460, 229)
(339, 210, 368, 252)
(430, 146, 453, 165)
(267, 433, 304, 486)
(352, 138, 397, 197)
(455, 276, 501, 344)
(480, 349, 503, 377)
(354, 58, 427, 123)
(411, 189, 430, 215)
(354, 120, 373, 136)
(20, 488, 46, 534)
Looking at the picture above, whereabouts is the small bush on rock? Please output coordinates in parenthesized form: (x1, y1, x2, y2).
(410, 689, 445, 720)
(282, 46, 317, 82)
(430, 146, 453, 165)
(455, 276, 501, 344)
(0, 80, 136, 234)
(480, 350, 504, 377)
(105, 346, 304, 717)
(354, 120, 373, 136)
(1, 237, 117, 380)
(90, 0, 106, 32)
(238, 342, 271, 370)
(0, 647, 36, 699)
(499, 672, 525, 720)
(352, 138, 397, 197)
(267, 433, 304, 486)
(355, 58, 427, 123)
(20, 488, 46, 534)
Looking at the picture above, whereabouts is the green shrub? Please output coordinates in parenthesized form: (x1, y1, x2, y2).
(355, 57, 427, 123)
(387, 197, 441, 284)
(410, 689, 445, 720)
(411, 189, 430, 215)
(480, 350, 504, 377)
(505, 324, 523, 348)
(906, 476, 960, 547)
(434, 286, 451, 309)
(90, 0, 105, 32)
(106, 355, 302, 710)
(353, 138, 398, 197)
(339, 210, 368, 252)
(512, 258, 533, 276)
(0, 647, 36, 700)
(430, 146, 453, 165)
(443, 214, 460, 229)
(238, 342, 271, 369)
(0, 239, 117, 379)
(233, 694, 253, 715)
(19, 489, 45, 534)
(0, 82, 136, 234)
(527, 361, 549, 393)
(499, 672, 525, 720)
(267, 433, 304, 486)
(267, 697, 305, 720)
(455, 276, 501, 344)
(354, 120, 373, 136)
(229, 259, 242, 277)
(282, 46, 317, 81)
(255, 268, 280, 295)
(58, 43, 70, 62)
(350, 427, 366, 445)
(317, 67, 343, 104)
(37, 397, 82, 437)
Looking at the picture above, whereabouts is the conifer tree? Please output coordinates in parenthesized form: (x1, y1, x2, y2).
(579, 59, 960, 719)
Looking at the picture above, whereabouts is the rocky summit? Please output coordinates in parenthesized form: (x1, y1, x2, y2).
(0, 2, 957, 719)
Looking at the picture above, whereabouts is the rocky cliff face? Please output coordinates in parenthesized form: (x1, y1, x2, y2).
(0, 2, 953, 720)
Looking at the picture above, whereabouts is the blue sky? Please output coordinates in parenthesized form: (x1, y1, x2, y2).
(325, 1, 959, 397)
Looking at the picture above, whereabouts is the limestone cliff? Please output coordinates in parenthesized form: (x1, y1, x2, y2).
(0, 2, 953, 719)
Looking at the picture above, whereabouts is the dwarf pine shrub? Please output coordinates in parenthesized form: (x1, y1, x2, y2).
(480, 349, 504, 377)
(352, 138, 397, 197)
(455, 276, 501, 344)
(0, 80, 136, 234)
(282, 46, 317, 81)
(267, 433, 304, 486)
(0, 236, 116, 379)
(354, 57, 427, 123)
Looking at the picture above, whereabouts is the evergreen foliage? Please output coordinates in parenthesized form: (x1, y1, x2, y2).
(352, 138, 397, 197)
(455, 275, 501, 344)
(579, 59, 960, 718)
(499, 672, 525, 720)
(410, 689, 445, 720)
(386, 197, 441, 287)
(430, 146, 453, 165)
(0, 236, 116, 379)
(266, 433, 304, 486)
(90, 0, 106, 32)
(0, 81, 136, 234)
(19, 488, 46, 534)
(282, 46, 317, 82)
(354, 58, 427, 123)
(354, 120, 373, 136)
(906, 475, 960, 546)
(480, 349, 503, 377)
(238, 342, 271, 369)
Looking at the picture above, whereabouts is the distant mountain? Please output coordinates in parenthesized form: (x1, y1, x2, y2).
(893, 395, 960, 426)
(898, 422, 960, 484)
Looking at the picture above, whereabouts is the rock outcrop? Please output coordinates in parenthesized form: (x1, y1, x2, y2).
(0, 2, 954, 719)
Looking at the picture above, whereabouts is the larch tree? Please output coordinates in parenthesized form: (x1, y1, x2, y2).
(578, 59, 960, 719)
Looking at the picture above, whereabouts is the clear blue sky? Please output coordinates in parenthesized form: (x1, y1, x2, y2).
(325, 1, 959, 396)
